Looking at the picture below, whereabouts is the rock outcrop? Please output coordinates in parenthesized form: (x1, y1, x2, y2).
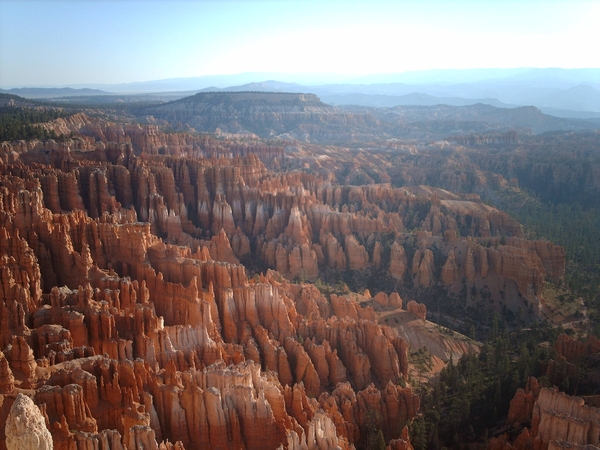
(506, 377, 540, 426)
(5, 393, 53, 450)
(389, 242, 408, 280)
(493, 378, 600, 450)
(406, 301, 427, 321)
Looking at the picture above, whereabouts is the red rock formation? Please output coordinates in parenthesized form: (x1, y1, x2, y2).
(387, 427, 414, 450)
(406, 301, 427, 321)
(374, 292, 390, 307)
(498, 379, 600, 450)
(8, 336, 37, 388)
(2, 124, 566, 321)
(345, 234, 369, 271)
(554, 333, 600, 364)
(412, 249, 435, 288)
(372, 241, 383, 267)
(0, 199, 416, 448)
(4, 112, 569, 450)
(35, 384, 98, 434)
(0, 352, 14, 394)
(441, 250, 459, 285)
(507, 377, 540, 426)
(531, 387, 600, 449)
(389, 292, 403, 309)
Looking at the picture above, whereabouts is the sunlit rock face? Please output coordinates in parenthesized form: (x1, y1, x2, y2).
(5, 394, 53, 450)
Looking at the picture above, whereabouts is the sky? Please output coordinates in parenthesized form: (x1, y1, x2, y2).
(1, 0, 599, 88)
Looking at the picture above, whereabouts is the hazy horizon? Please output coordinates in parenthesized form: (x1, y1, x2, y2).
(1, 0, 599, 88)
(3, 67, 600, 90)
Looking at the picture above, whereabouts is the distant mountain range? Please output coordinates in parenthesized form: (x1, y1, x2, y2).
(199, 76, 600, 118)
(0, 87, 110, 98)
(3, 68, 600, 119)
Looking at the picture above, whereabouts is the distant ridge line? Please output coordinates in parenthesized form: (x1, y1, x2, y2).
(187, 91, 319, 97)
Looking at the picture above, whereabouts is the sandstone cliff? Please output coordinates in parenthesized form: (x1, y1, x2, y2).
(492, 378, 600, 450)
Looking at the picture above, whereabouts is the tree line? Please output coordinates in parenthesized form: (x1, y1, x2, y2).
(410, 317, 565, 449)
(0, 103, 71, 141)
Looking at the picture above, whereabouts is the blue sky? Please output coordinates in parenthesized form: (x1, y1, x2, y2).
(1, 0, 599, 87)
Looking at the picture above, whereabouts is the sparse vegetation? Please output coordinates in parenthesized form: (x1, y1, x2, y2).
(410, 347, 434, 373)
